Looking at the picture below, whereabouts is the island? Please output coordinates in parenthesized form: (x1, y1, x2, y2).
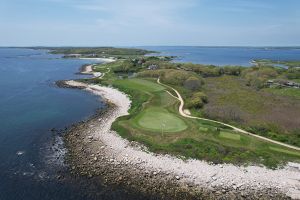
(54, 47, 300, 199)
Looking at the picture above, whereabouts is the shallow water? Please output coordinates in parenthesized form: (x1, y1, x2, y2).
(142, 46, 300, 66)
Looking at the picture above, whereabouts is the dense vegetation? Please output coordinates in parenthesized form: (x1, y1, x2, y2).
(203, 76, 300, 147)
(54, 46, 300, 168)
(86, 56, 300, 168)
(47, 47, 154, 59)
(254, 59, 300, 68)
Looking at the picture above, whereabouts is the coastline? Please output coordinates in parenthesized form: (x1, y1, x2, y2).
(80, 64, 94, 74)
(79, 57, 116, 63)
(78, 58, 115, 77)
(58, 79, 300, 199)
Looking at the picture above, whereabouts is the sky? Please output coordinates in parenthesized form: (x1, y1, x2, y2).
(0, 0, 300, 46)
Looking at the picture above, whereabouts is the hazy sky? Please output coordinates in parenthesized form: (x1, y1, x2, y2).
(1, 0, 300, 46)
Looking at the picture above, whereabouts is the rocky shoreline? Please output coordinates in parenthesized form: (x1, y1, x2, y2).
(58, 80, 299, 200)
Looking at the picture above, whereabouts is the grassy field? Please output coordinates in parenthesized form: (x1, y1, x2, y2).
(97, 70, 299, 168)
(114, 78, 165, 93)
(219, 131, 241, 141)
(263, 87, 300, 99)
(254, 59, 300, 68)
(203, 75, 300, 147)
(89, 60, 300, 168)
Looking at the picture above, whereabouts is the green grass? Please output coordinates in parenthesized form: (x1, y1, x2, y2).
(134, 107, 188, 132)
(85, 59, 300, 168)
(254, 59, 300, 68)
(114, 78, 165, 92)
(264, 87, 300, 99)
(110, 77, 300, 168)
(269, 147, 300, 157)
(199, 127, 208, 132)
(204, 76, 266, 114)
(203, 75, 300, 147)
(219, 131, 241, 141)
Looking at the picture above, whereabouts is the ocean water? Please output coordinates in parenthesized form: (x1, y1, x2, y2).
(0, 48, 138, 200)
(142, 46, 300, 66)
(1, 47, 299, 200)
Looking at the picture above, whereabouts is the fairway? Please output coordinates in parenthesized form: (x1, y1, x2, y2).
(219, 131, 241, 141)
(135, 107, 187, 132)
(100, 61, 300, 168)
(115, 78, 165, 92)
(269, 147, 300, 157)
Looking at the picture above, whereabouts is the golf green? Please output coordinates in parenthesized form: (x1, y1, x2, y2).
(136, 107, 187, 132)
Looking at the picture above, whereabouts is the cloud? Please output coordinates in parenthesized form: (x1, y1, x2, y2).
(2, 0, 300, 46)
(208, 0, 274, 13)
(72, 0, 196, 28)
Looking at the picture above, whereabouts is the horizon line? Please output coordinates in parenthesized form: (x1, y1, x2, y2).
(1, 45, 300, 48)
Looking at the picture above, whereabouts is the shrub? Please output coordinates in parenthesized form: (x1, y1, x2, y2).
(184, 76, 204, 91)
(137, 70, 165, 78)
(221, 66, 242, 76)
(113, 60, 137, 73)
(186, 92, 208, 109)
(286, 68, 300, 79)
(241, 67, 279, 89)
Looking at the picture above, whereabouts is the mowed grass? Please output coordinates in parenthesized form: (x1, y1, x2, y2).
(269, 147, 300, 157)
(114, 78, 165, 92)
(135, 107, 187, 132)
(114, 79, 187, 132)
(107, 76, 300, 168)
(219, 131, 241, 141)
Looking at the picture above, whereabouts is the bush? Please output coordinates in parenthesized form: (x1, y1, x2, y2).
(241, 67, 279, 89)
(286, 68, 300, 79)
(221, 66, 242, 76)
(186, 92, 208, 109)
(162, 70, 191, 85)
(113, 60, 137, 73)
(203, 105, 244, 123)
(184, 76, 204, 91)
(137, 70, 165, 78)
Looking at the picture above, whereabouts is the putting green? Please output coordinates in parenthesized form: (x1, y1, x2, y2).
(135, 107, 187, 132)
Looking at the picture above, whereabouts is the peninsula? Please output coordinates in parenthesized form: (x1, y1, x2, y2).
(55, 47, 300, 199)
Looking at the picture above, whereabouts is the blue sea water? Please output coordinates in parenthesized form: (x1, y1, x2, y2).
(142, 46, 300, 66)
(0, 47, 299, 200)
(0, 48, 137, 200)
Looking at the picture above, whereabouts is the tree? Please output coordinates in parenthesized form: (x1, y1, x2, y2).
(184, 76, 203, 91)
(186, 92, 208, 109)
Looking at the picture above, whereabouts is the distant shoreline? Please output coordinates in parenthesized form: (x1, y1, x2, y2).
(79, 57, 116, 63)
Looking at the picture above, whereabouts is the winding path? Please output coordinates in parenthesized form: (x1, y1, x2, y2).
(157, 78, 300, 152)
(98, 68, 110, 78)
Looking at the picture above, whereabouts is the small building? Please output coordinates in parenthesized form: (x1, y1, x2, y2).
(267, 79, 300, 89)
(147, 64, 158, 70)
(286, 81, 294, 86)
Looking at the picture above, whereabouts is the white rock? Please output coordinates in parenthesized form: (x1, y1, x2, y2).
(70, 82, 300, 199)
